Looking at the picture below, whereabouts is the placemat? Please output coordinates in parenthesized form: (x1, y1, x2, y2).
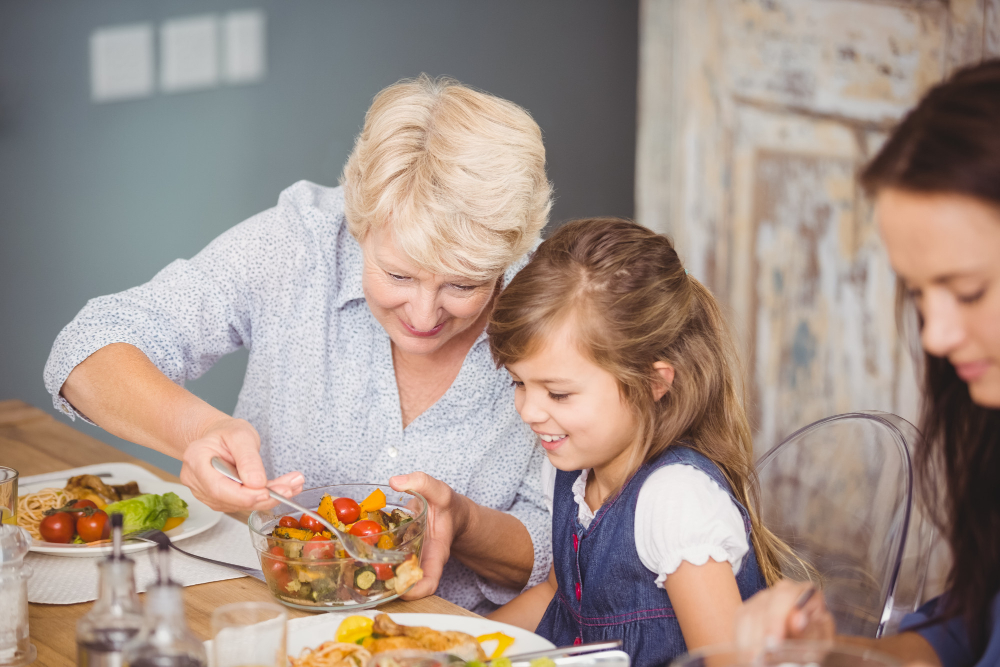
(27, 514, 259, 604)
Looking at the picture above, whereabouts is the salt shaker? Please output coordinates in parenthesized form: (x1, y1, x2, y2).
(0, 524, 35, 666)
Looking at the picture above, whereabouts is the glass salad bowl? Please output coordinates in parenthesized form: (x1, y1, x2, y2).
(248, 484, 426, 611)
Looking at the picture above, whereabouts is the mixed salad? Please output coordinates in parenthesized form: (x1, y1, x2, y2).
(261, 488, 424, 605)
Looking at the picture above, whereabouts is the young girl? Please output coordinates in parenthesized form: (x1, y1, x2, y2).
(486, 218, 782, 666)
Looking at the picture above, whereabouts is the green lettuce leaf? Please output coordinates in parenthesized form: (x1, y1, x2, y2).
(162, 492, 189, 519)
(104, 493, 168, 532)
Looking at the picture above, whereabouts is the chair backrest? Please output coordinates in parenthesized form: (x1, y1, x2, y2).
(755, 411, 936, 637)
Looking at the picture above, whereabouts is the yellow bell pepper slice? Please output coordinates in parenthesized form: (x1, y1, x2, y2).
(358, 488, 386, 513)
(335, 615, 374, 644)
(477, 631, 515, 659)
(163, 516, 186, 532)
(317, 494, 338, 525)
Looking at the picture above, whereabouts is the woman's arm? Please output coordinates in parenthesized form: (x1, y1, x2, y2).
(46, 202, 314, 511)
(488, 565, 558, 630)
(666, 559, 745, 650)
(735, 581, 941, 666)
(63, 343, 229, 460)
(389, 472, 536, 598)
(62, 343, 304, 512)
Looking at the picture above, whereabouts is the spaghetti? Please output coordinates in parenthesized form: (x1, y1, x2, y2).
(289, 642, 372, 667)
(17, 488, 74, 540)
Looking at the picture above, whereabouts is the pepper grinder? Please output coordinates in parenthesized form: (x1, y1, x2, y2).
(121, 540, 207, 667)
(76, 513, 143, 667)
(0, 523, 35, 666)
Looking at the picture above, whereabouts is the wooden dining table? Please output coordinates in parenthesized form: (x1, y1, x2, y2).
(0, 399, 478, 667)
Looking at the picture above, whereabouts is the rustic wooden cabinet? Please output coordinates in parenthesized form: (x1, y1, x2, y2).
(638, 0, 1000, 449)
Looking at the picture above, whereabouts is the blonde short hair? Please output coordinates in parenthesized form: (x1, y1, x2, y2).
(341, 75, 553, 281)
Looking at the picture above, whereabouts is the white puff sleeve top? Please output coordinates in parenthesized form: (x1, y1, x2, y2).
(542, 458, 748, 588)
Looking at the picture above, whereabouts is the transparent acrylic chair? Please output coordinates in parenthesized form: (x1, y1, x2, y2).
(755, 411, 937, 638)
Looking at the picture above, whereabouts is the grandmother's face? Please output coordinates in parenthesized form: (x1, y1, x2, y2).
(878, 188, 1000, 407)
(361, 228, 498, 356)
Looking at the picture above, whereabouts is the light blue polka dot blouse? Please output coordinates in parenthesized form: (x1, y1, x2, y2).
(43, 180, 551, 614)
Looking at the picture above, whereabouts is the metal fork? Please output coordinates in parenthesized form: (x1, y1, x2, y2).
(210, 457, 407, 564)
(128, 529, 266, 582)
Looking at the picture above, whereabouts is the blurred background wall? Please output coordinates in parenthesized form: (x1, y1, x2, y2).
(637, 0, 1000, 451)
(0, 1, 639, 474)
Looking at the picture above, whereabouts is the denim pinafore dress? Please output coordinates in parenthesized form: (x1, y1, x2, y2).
(535, 445, 767, 667)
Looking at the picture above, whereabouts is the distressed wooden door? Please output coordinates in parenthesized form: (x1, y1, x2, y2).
(637, 0, 1000, 450)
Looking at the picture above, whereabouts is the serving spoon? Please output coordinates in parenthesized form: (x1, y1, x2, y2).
(210, 457, 406, 563)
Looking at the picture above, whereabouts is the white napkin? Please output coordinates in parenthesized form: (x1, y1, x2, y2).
(27, 515, 260, 604)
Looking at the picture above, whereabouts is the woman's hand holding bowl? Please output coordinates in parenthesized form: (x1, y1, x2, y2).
(388, 471, 470, 599)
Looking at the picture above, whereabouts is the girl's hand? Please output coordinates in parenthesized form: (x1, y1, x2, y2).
(388, 472, 470, 600)
(488, 565, 558, 631)
(735, 580, 835, 648)
(180, 417, 304, 513)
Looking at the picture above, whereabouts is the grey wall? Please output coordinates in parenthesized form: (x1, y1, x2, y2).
(0, 1, 638, 475)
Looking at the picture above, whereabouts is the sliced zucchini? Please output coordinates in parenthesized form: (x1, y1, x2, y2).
(354, 566, 377, 590)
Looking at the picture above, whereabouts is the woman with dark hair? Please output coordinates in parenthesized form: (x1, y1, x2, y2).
(734, 59, 1000, 666)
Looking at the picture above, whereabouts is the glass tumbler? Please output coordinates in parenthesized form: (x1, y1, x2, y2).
(0, 524, 35, 667)
(211, 602, 287, 667)
(670, 640, 901, 667)
(365, 651, 451, 667)
(0, 468, 17, 525)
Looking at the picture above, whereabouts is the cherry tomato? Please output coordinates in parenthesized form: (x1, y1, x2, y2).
(39, 512, 75, 543)
(333, 497, 361, 524)
(66, 499, 99, 517)
(349, 520, 382, 546)
(271, 567, 293, 594)
(77, 510, 110, 543)
(303, 535, 334, 560)
(265, 545, 288, 575)
(298, 514, 324, 533)
(278, 515, 301, 530)
(372, 563, 394, 581)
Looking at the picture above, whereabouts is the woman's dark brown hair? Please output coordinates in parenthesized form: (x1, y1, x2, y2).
(861, 59, 1000, 655)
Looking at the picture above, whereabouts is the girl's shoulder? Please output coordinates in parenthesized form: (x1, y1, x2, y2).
(635, 463, 751, 581)
(638, 463, 741, 522)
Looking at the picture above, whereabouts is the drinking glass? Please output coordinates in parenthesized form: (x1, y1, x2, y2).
(365, 651, 450, 667)
(671, 641, 901, 666)
(0, 468, 17, 525)
(211, 602, 287, 667)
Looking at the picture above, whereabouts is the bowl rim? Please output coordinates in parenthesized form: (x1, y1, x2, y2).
(247, 483, 428, 543)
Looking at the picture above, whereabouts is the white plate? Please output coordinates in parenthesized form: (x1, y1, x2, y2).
(19, 462, 221, 557)
(286, 612, 555, 659)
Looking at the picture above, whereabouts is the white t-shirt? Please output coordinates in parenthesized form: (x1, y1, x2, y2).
(541, 457, 749, 589)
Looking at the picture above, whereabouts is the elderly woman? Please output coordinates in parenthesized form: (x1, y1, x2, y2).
(43, 76, 553, 613)
(735, 61, 1000, 666)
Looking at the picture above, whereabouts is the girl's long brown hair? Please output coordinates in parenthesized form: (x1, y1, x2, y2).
(488, 217, 784, 585)
(861, 59, 1000, 655)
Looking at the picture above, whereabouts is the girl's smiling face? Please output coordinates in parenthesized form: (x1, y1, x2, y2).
(506, 318, 639, 481)
(878, 188, 1000, 407)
